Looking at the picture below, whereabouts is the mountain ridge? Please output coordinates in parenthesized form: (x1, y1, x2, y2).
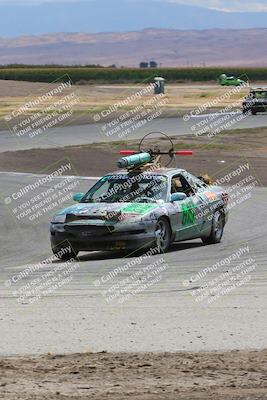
(1, 28, 267, 67)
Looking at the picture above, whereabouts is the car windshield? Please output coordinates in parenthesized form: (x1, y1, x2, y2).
(254, 91, 267, 99)
(82, 174, 168, 203)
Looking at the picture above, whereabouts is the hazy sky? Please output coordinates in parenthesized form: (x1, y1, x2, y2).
(168, 0, 267, 12)
(0, 0, 266, 37)
(0, 0, 267, 13)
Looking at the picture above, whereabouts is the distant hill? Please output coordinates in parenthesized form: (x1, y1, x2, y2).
(1, 28, 267, 67)
(0, 0, 267, 37)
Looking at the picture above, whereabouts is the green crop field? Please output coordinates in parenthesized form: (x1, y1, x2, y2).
(0, 66, 267, 83)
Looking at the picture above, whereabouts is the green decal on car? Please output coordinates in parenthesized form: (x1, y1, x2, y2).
(121, 203, 157, 215)
(181, 202, 197, 226)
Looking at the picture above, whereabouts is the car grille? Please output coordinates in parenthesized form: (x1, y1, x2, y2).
(65, 214, 104, 223)
(65, 224, 114, 236)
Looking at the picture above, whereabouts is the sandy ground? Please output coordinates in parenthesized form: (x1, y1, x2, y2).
(0, 350, 267, 400)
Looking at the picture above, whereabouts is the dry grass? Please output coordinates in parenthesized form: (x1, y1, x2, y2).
(0, 80, 254, 120)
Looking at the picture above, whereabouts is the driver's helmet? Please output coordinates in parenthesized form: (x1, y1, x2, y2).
(172, 177, 183, 193)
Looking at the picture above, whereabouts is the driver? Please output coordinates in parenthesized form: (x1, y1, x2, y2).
(171, 176, 194, 197)
(171, 177, 183, 193)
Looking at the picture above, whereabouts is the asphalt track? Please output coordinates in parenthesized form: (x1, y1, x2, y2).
(0, 173, 266, 356)
(1, 113, 267, 152)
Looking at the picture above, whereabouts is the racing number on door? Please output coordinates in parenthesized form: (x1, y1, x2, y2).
(181, 201, 197, 226)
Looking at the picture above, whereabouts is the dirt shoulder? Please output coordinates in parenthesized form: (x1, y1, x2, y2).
(0, 128, 266, 185)
(0, 350, 266, 400)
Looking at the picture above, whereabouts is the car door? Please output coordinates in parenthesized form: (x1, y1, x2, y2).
(185, 172, 218, 236)
(169, 173, 205, 241)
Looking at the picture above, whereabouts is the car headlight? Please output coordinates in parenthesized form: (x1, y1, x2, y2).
(52, 214, 66, 223)
(119, 213, 140, 223)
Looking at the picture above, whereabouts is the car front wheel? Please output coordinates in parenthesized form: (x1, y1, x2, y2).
(155, 218, 171, 253)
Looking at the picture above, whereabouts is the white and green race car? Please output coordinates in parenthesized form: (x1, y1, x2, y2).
(50, 144, 229, 260)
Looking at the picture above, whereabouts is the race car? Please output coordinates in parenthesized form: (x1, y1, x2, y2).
(218, 74, 246, 87)
(242, 88, 267, 115)
(50, 137, 229, 260)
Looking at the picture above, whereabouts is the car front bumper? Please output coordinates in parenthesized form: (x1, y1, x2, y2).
(50, 221, 157, 252)
(243, 103, 267, 113)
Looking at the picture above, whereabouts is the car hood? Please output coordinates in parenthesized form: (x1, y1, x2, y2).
(55, 202, 161, 221)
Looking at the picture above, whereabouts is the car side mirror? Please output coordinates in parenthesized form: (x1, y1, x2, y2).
(171, 193, 187, 202)
(73, 192, 85, 202)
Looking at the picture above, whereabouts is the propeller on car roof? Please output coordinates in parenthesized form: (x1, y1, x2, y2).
(119, 132, 193, 169)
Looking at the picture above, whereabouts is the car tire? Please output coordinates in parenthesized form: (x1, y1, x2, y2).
(155, 218, 172, 253)
(251, 109, 257, 115)
(202, 210, 224, 245)
(52, 246, 79, 261)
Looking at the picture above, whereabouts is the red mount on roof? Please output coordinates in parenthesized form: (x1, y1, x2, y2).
(120, 150, 193, 156)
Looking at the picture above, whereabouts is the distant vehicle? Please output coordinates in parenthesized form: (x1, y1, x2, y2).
(218, 74, 246, 87)
(242, 88, 267, 115)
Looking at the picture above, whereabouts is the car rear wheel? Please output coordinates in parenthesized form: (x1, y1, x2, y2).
(52, 246, 79, 261)
(155, 218, 171, 253)
(202, 211, 224, 245)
